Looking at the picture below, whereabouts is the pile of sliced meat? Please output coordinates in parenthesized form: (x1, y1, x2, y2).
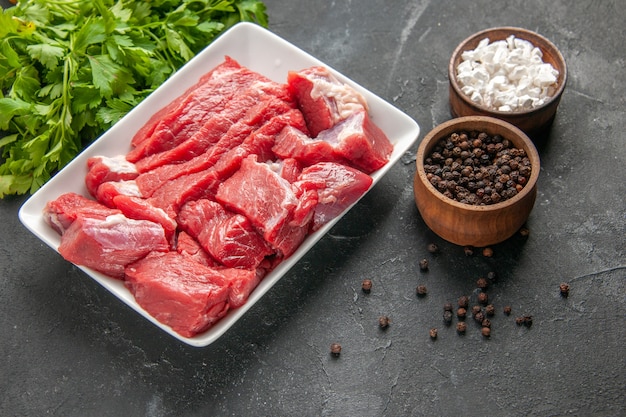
(43, 56, 393, 338)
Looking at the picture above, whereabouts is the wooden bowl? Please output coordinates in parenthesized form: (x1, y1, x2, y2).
(413, 116, 540, 247)
(449, 27, 567, 140)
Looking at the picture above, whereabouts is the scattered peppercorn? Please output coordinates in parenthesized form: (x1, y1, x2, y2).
(487, 271, 498, 282)
(503, 305, 512, 316)
(361, 279, 372, 294)
(379, 315, 391, 329)
(429, 328, 438, 339)
(481, 319, 491, 328)
(474, 311, 485, 323)
(330, 343, 342, 357)
(418, 258, 429, 271)
(485, 304, 495, 317)
(456, 321, 467, 334)
(519, 227, 530, 237)
(477, 277, 488, 290)
(443, 310, 454, 325)
(427, 243, 440, 254)
(457, 307, 467, 319)
(559, 282, 570, 298)
(515, 315, 533, 327)
(416, 285, 428, 297)
(458, 295, 469, 309)
(471, 305, 482, 316)
(481, 327, 491, 337)
(482, 247, 494, 257)
(464, 246, 474, 256)
(478, 292, 489, 305)
(443, 302, 454, 312)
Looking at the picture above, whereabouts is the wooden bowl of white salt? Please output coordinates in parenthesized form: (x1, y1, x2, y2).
(448, 27, 567, 141)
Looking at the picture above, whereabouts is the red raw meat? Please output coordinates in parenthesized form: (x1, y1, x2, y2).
(218, 267, 262, 308)
(43, 192, 121, 235)
(95, 180, 142, 208)
(134, 82, 294, 173)
(85, 155, 138, 198)
(124, 251, 231, 337)
(58, 214, 169, 279)
(112, 195, 177, 246)
(316, 110, 393, 173)
(215, 155, 313, 257)
(178, 199, 274, 270)
(296, 162, 373, 231)
(127, 57, 264, 162)
(287, 66, 368, 136)
(272, 125, 349, 167)
(176, 231, 221, 268)
(136, 108, 307, 198)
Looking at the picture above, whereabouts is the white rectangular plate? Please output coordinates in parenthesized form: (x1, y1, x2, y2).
(19, 22, 420, 347)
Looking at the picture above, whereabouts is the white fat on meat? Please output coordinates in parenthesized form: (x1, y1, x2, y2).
(99, 155, 138, 174)
(309, 72, 369, 123)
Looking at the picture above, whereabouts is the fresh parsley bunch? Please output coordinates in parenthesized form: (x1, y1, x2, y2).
(0, 0, 268, 197)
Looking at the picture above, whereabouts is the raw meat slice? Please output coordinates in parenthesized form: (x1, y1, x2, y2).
(316, 109, 393, 173)
(136, 108, 307, 198)
(95, 180, 142, 208)
(134, 81, 294, 173)
(43, 192, 121, 235)
(127, 57, 264, 161)
(296, 162, 373, 231)
(124, 251, 231, 337)
(176, 231, 221, 268)
(272, 125, 349, 167)
(112, 195, 177, 246)
(178, 199, 274, 270)
(58, 214, 169, 279)
(85, 155, 138, 198)
(215, 155, 312, 257)
(218, 267, 262, 308)
(287, 66, 368, 136)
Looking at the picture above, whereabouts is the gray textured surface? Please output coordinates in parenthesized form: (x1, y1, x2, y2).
(1, 1, 625, 416)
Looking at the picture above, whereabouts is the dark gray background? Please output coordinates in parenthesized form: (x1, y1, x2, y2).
(1, 0, 625, 416)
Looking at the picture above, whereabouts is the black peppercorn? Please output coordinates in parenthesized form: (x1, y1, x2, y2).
(443, 302, 454, 312)
(427, 243, 440, 254)
(474, 311, 485, 323)
(481, 318, 492, 328)
(429, 328, 438, 339)
(478, 292, 488, 305)
(481, 327, 491, 338)
(361, 279, 372, 294)
(559, 282, 570, 298)
(456, 322, 467, 334)
(464, 246, 474, 256)
(416, 285, 428, 297)
(487, 271, 497, 282)
(458, 295, 469, 309)
(418, 258, 429, 271)
(471, 305, 482, 317)
(482, 247, 494, 257)
(330, 343, 342, 357)
(443, 310, 453, 325)
(379, 315, 391, 329)
(515, 315, 533, 327)
(485, 304, 495, 317)
(476, 277, 488, 290)
(457, 308, 467, 319)
(503, 305, 512, 316)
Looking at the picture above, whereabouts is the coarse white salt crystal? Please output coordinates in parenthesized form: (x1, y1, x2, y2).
(456, 35, 559, 112)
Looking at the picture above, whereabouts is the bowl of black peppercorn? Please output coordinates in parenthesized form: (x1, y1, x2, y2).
(413, 116, 540, 247)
